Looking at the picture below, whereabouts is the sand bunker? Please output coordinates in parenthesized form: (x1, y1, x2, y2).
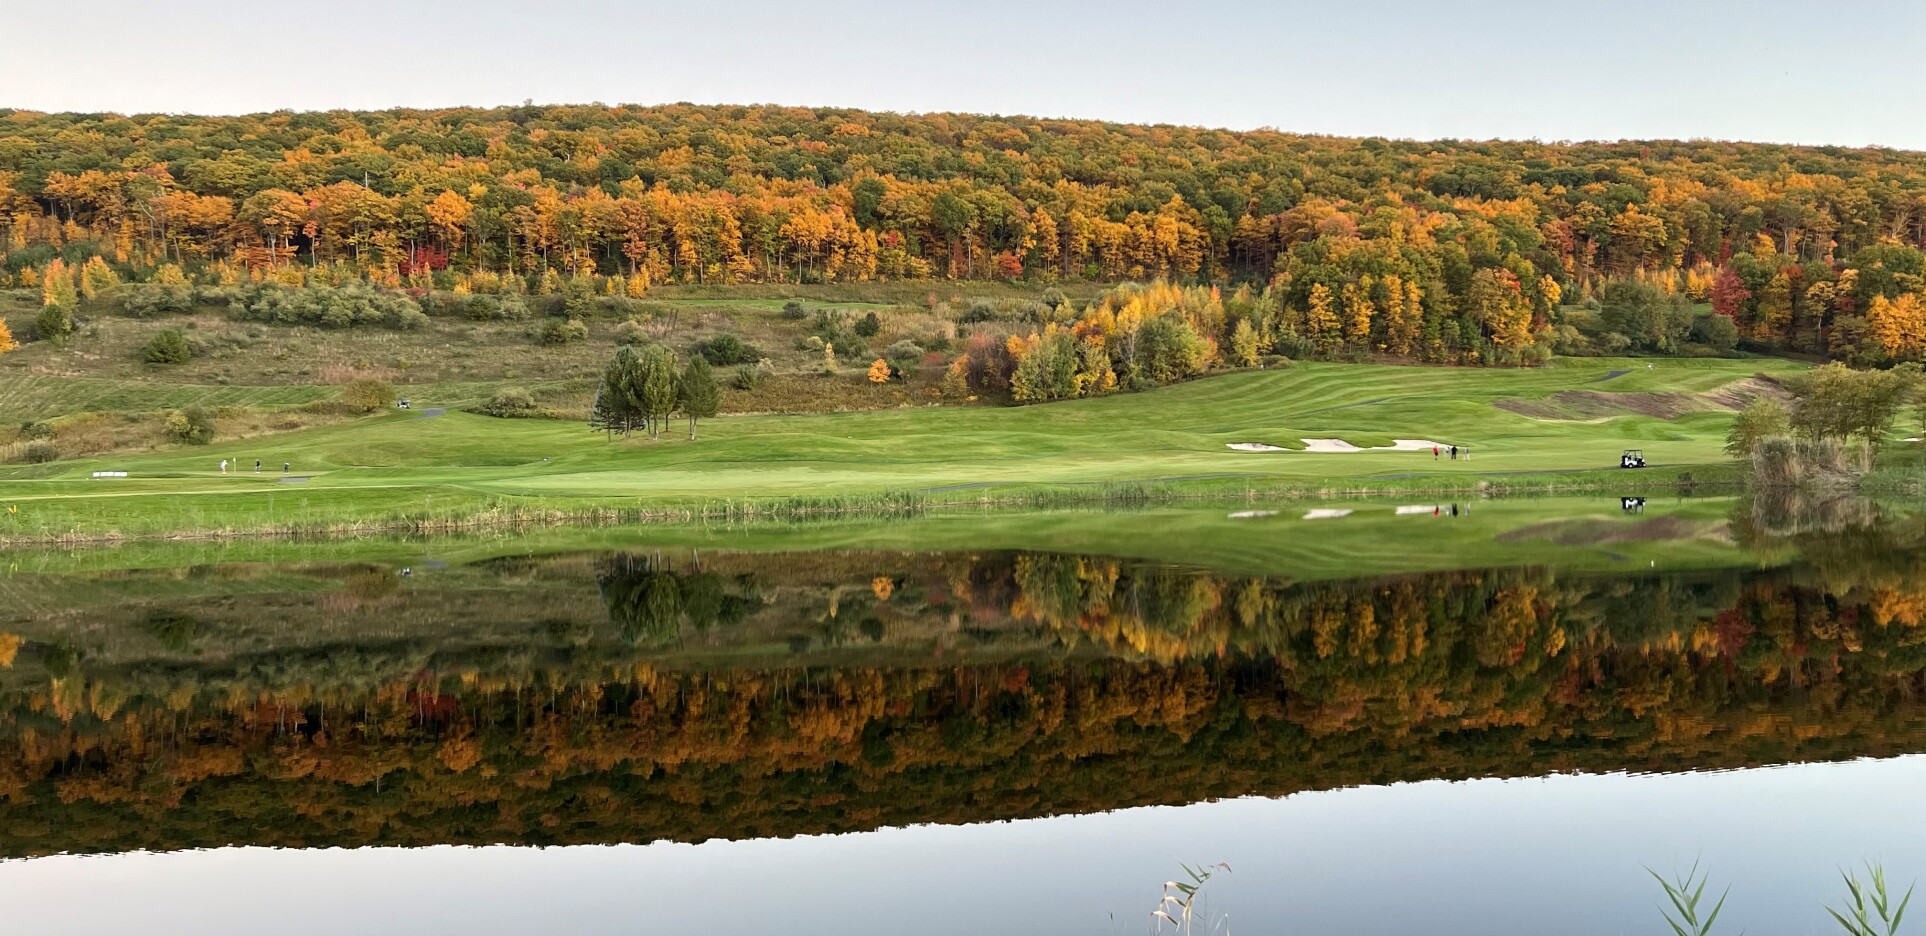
(1228, 439, 1443, 454)
(1228, 510, 1279, 519)
(1303, 508, 1355, 520)
(1298, 438, 1444, 454)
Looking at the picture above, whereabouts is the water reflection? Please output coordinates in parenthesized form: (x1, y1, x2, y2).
(0, 498, 1921, 859)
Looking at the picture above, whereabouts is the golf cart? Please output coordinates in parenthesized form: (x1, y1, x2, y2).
(1619, 449, 1646, 469)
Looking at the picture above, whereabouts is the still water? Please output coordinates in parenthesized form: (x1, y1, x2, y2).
(0, 495, 1921, 933)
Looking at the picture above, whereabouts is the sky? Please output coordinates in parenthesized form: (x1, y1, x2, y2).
(4, 0, 1922, 149)
(4, 757, 1925, 934)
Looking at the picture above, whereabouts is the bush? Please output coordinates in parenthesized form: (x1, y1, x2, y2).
(693, 333, 760, 365)
(458, 294, 529, 321)
(22, 441, 57, 464)
(164, 406, 216, 445)
(883, 339, 925, 375)
(613, 319, 651, 345)
(780, 300, 807, 321)
(854, 311, 881, 337)
(20, 421, 53, 441)
(475, 387, 540, 418)
(231, 283, 428, 330)
(539, 317, 590, 346)
(340, 378, 398, 413)
(732, 364, 765, 391)
(122, 284, 197, 318)
(143, 328, 193, 364)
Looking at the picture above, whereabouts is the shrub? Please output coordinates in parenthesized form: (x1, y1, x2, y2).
(732, 364, 765, 391)
(613, 319, 651, 345)
(539, 317, 590, 346)
(20, 421, 53, 441)
(854, 311, 882, 337)
(475, 387, 540, 418)
(231, 283, 428, 330)
(780, 300, 807, 320)
(164, 406, 216, 445)
(694, 333, 760, 365)
(143, 328, 193, 364)
(883, 339, 925, 375)
(22, 441, 57, 464)
(122, 284, 197, 318)
(340, 377, 398, 413)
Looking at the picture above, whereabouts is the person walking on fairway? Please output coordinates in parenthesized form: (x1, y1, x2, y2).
(1433, 445, 1439, 460)
(282, 462, 289, 473)
(254, 460, 261, 473)
(1449, 445, 1458, 460)
(219, 459, 227, 474)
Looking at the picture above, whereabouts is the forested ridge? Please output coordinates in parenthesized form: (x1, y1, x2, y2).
(6, 103, 1926, 364)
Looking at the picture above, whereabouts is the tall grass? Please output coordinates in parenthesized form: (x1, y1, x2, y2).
(1751, 436, 1871, 489)
(1648, 861, 1730, 936)
(1149, 862, 1231, 936)
(1829, 863, 1914, 936)
(1644, 861, 1916, 936)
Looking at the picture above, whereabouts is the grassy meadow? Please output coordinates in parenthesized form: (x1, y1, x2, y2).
(0, 352, 1808, 540)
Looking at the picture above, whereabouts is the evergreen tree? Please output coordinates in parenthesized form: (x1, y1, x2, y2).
(678, 356, 720, 440)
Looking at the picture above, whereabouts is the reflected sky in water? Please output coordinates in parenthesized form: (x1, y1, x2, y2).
(6, 754, 1922, 935)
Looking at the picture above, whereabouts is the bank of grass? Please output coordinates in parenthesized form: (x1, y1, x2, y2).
(0, 356, 1793, 542)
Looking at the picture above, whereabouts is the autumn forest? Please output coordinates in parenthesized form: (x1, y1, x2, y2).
(6, 103, 1926, 366)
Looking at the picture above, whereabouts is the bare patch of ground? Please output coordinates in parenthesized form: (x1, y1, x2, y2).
(1495, 514, 1732, 546)
(1494, 376, 1789, 421)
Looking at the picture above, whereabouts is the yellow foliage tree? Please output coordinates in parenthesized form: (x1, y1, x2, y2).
(1867, 293, 1926, 360)
(868, 358, 890, 383)
(1306, 283, 1340, 351)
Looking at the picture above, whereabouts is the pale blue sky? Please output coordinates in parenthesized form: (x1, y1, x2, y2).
(6, 0, 1921, 148)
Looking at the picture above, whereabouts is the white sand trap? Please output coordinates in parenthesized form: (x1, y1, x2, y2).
(1299, 438, 1445, 454)
(1396, 505, 1446, 515)
(1228, 510, 1279, 519)
(1226, 442, 1290, 452)
(1303, 508, 1354, 520)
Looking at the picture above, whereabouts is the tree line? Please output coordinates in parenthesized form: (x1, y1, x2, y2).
(7, 104, 1926, 362)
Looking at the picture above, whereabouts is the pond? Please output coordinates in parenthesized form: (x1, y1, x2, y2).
(0, 494, 1922, 934)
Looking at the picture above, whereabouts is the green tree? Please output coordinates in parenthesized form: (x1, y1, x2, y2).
(678, 355, 720, 440)
(1725, 397, 1789, 459)
(1786, 362, 1920, 448)
(635, 343, 681, 439)
(142, 328, 192, 364)
(35, 305, 73, 346)
(1229, 319, 1261, 367)
(592, 345, 650, 437)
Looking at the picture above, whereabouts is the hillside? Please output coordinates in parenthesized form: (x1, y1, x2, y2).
(4, 103, 1926, 364)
